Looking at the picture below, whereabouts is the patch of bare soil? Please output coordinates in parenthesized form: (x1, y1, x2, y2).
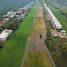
(20, 7, 54, 67)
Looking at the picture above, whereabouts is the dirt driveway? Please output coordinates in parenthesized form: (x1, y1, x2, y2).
(20, 6, 55, 67)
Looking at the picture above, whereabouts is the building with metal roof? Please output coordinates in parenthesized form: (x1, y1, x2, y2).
(43, 1, 62, 30)
(0, 30, 12, 42)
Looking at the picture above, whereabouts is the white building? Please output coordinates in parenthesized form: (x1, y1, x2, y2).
(43, 1, 62, 30)
(0, 30, 12, 42)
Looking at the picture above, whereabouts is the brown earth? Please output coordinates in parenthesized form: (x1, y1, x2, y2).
(20, 6, 55, 67)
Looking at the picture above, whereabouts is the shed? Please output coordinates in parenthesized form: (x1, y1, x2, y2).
(0, 30, 12, 42)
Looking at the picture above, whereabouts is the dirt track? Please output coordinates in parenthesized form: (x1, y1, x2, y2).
(20, 6, 55, 67)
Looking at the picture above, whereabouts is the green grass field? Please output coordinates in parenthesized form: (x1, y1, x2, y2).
(0, 6, 36, 67)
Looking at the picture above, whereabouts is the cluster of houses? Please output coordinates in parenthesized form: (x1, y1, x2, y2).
(2, 9, 27, 20)
(0, 2, 34, 46)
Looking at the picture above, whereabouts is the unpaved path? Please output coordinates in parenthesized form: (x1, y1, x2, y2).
(20, 6, 55, 67)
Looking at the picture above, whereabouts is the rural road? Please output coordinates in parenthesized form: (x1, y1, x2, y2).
(20, 2, 55, 67)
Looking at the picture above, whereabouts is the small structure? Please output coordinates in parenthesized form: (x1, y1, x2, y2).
(61, 30, 66, 36)
(0, 29, 12, 44)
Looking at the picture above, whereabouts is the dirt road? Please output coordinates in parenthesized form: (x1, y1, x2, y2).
(20, 6, 55, 67)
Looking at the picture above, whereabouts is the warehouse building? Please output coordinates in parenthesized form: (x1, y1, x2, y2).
(43, 1, 62, 30)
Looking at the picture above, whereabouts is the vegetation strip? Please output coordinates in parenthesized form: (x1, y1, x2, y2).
(0, 6, 36, 67)
(44, 0, 67, 67)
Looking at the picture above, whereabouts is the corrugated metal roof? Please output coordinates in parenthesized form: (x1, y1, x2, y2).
(43, 2, 62, 29)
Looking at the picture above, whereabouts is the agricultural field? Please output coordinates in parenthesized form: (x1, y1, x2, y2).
(0, 6, 36, 67)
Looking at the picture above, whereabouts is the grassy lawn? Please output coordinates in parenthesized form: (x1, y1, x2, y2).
(0, 6, 36, 67)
